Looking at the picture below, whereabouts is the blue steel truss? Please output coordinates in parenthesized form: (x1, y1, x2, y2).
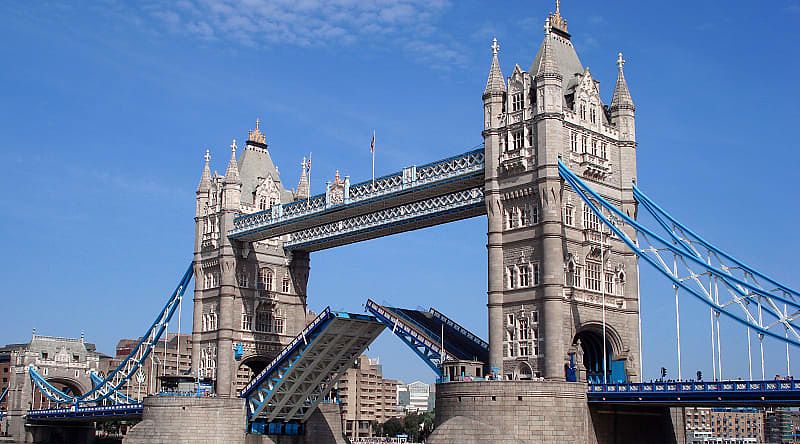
(365, 299, 488, 378)
(558, 160, 800, 348)
(228, 148, 485, 243)
(0, 386, 7, 404)
(588, 380, 800, 406)
(241, 308, 384, 426)
(26, 403, 143, 422)
(27, 265, 193, 407)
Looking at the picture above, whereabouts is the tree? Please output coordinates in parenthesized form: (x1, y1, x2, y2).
(382, 417, 404, 437)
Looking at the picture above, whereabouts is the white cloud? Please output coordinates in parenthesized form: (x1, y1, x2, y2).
(134, 0, 463, 69)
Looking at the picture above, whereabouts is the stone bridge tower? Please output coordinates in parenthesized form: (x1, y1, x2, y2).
(482, 5, 640, 383)
(192, 120, 311, 397)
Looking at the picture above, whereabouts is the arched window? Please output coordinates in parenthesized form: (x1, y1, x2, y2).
(237, 271, 249, 288)
(282, 276, 291, 293)
(259, 196, 267, 210)
(242, 305, 253, 331)
(259, 268, 273, 291)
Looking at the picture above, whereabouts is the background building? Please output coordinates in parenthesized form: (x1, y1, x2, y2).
(684, 407, 763, 443)
(765, 408, 793, 444)
(113, 333, 192, 396)
(395, 380, 434, 413)
(336, 355, 400, 439)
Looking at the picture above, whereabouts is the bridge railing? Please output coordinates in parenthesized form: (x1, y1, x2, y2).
(589, 380, 800, 394)
(229, 148, 485, 238)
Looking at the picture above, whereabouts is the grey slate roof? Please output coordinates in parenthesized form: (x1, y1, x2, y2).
(530, 32, 584, 90)
(238, 143, 294, 205)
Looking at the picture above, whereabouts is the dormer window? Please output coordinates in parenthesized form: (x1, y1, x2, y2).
(590, 107, 597, 124)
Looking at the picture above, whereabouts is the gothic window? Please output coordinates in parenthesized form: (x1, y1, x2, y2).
(601, 142, 608, 159)
(508, 267, 518, 289)
(237, 271, 248, 288)
(506, 207, 518, 230)
(274, 309, 285, 334)
(527, 126, 533, 147)
(590, 107, 597, 124)
(564, 204, 575, 226)
(591, 139, 598, 156)
(570, 132, 578, 152)
(255, 305, 272, 332)
(530, 311, 539, 323)
(282, 276, 291, 293)
(242, 309, 253, 331)
(518, 318, 529, 341)
(573, 265, 583, 288)
(530, 203, 539, 224)
(259, 268, 274, 291)
(519, 341, 530, 357)
(532, 263, 541, 286)
(521, 206, 531, 226)
(512, 93, 523, 112)
(209, 308, 217, 330)
(583, 205, 600, 231)
(512, 130, 523, 150)
(580, 103, 587, 120)
(586, 262, 602, 292)
(259, 196, 267, 211)
(507, 313, 515, 327)
(519, 265, 530, 287)
(581, 135, 588, 152)
(270, 197, 279, 207)
(605, 272, 615, 294)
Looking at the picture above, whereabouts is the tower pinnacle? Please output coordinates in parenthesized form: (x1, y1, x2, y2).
(296, 156, 310, 200)
(536, 19, 561, 79)
(224, 138, 241, 184)
(611, 52, 634, 112)
(248, 118, 267, 145)
(198, 149, 212, 191)
(549, 0, 568, 34)
(484, 37, 506, 96)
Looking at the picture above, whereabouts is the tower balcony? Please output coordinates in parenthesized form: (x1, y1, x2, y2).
(571, 152, 610, 180)
(500, 147, 531, 172)
(201, 233, 218, 250)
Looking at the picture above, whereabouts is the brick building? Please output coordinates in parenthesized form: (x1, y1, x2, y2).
(114, 333, 192, 396)
(684, 407, 763, 443)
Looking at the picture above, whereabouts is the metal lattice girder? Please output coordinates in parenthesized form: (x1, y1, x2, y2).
(228, 148, 485, 243)
(558, 160, 800, 347)
(588, 380, 800, 407)
(241, 308, 384, 423)
(365, 300, 489, 377)
(27, 265, 193, 407)
(284, 187, 485, 252)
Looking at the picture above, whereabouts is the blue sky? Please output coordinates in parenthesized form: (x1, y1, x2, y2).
(1, 0, 799, 384)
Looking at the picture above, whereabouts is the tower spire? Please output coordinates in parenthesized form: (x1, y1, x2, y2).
(549, 0, 568, 34)
(483, 37, 506, 96)
(198, 149, 212, 191)
(611, 52, 634, 112)
(247, 117, 267, 146)
(296, 156, 309, 200)
(223, 139, 241, 184)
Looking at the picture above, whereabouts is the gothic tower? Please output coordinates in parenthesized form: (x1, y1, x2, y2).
(482, 4, 640, 382)
(192, 120, 311, 397)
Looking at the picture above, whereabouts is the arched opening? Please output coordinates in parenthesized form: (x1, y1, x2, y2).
(572, 329, 616, 384)
(32, 377, 85, 409)
(515, 361, 533, 380)
(236, 356, 271, 392)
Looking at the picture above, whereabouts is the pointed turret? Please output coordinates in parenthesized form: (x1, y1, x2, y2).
(223, 139, 241, 185)
(610, 52, 635, 112)
(484, 38, 506, 97)
(296, 157, 310, 200)
(198, 149, 212, 192)
(536, 19, 561, 80)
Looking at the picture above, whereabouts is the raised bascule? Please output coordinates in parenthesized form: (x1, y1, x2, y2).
(5, 3, 800, 444)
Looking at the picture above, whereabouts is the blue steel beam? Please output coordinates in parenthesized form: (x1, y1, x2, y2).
(229, 148, 485, 243)
(588, 380, 800, 407)
(558, 160, 800, 347)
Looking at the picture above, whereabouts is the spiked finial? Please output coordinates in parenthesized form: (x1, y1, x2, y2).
(296, 156, 310, 200)
(549, 0, 568, 33)
(198, 149, 212, 191)
(223, 138, 241, 185)
(204, 149, 211, 164)
(484, 37, 506, 95)
(230, 138, 237, 155)
(611, 51, 634, 112)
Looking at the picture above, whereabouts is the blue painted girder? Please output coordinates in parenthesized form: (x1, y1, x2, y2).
(588, 380, 800, 407)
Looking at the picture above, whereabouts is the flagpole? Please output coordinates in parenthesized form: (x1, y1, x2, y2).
(371, 130, 375, 190)
(307, 153, 312, 206)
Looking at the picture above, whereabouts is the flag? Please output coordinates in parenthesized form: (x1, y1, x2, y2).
(370, 131, 375, 153)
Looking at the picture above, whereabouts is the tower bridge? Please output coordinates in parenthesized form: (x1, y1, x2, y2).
(5, 2, 800, 444)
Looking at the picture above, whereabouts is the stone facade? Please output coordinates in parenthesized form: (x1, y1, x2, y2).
(482, 3, 640, 383)
(193, 122, 311, 397)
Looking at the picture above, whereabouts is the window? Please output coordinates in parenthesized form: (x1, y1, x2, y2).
(527, 127, 533, 147)
(590, 107, 597, 124)
(508, 267, 518, 289)
(209, 310, 217, 330)
(512, 93, 523, 112)
(519, 265, 530, 287)
(521, 206, 531, 226)
(256, 305, 272, 332)
(605, 272, 615, 294)
(583, 205, 600, 231)
(259, 268, 273, 290)
(570, 132, 578, 152)
(518, 318, 529, 341)
(530, 311, 539, 323)
(532, 263, 541, 286)
(564, 205, 574, 226)
(507, 313, 515, 327)
(581, 135, 588, 152)
(506, 207, 518, 229)
(259, 196, 267, 210)
(237, 271, 248, 288)
(242, 310, 253, 331)
(586, 262, 602, 292)
(519, 341, 530, 357)
(282, 277, 291, 293)
(591, 139, 598, 156)
(580, 103, 586, 120)
(530, 204, 539, 224)
(573, 265, 583, 288)
(274, 310, 285, 334)
(601, 142, 608, 159)
(512, 130, 523, 150)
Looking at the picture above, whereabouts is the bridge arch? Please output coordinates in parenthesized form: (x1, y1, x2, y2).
(572, 322, 625, 383)
(235, 354, 272, 392)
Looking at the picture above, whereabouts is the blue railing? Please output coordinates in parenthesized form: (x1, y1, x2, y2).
(27, 403, 144, 420)
(588, 380, 800, 405)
